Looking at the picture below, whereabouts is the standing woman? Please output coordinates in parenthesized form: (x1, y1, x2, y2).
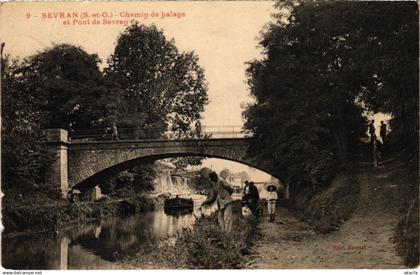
(266, 185, 278, 222)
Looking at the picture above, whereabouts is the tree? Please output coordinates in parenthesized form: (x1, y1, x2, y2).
(105, 22, 209, 176)
(348, 2, 418, 151)
(105, 23, 208, 138)
(244, 1, 418, 197)
(244, 2, 360, 196)
(2, 44, 125, 191)
(100, 164, 156, 195)
(280, 1, 419, 153)
(190, 167, 213, 193)
(1, 56, 51, 190)
(19, 44, 120, 131)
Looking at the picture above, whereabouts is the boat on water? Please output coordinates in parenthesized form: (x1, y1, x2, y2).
(164, 195, 194, 215)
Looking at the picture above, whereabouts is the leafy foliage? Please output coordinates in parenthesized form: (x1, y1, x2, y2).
(3, 25, 210, 192)
(244, 1, 418, 199)
(186, 167, 214, 194)
(105, 23, 208, 137)
(170, 156, 205, 171)
(2, 45, 118, 191)
(174, 210, 255, 269)
(19, 44, 119, 130)
(101, 164, 156, 195)
(104, 23, 209, 182)
(1, 57, 52, 190)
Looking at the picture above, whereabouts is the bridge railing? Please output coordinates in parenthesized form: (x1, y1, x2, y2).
(68, 126, 250, 141)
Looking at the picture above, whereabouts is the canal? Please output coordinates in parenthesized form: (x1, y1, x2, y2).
(2, 195, 217, 269)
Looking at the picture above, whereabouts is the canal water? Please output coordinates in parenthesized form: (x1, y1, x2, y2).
(2, 195, 217, 270)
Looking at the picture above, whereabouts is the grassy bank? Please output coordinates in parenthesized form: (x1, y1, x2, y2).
(122, 201, 258, 269)
(2, 191, 160, 235)
(303, 174, 360, 233)
(396, 198, 419, 268)
(393, 157, 419, 267)
(288, 171, 360, 234)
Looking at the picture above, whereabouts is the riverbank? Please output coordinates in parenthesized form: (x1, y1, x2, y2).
(2, 191, 166, 236)
(246, 158, 417, 268)
(121, 201, 258, 269)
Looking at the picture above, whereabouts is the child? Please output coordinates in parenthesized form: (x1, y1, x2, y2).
(266, 185, 278, 222)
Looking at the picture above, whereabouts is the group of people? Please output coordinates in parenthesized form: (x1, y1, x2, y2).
(368, 119, 387, 167)
(201, 172, 280, 233)
(241, 181, 278, 222)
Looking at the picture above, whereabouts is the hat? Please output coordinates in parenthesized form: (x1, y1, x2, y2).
(266, 185, 277, 192)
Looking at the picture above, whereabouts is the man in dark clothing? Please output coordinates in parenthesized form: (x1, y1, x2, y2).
(368, 119, 375, 143)
(242, 181, 260, 216)
(380, 121, 387, 145)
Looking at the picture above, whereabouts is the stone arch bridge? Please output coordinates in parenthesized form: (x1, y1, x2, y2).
(45, 129, 277, 198)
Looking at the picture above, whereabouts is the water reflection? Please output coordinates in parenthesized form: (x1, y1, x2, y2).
(2, 203, 212, 270)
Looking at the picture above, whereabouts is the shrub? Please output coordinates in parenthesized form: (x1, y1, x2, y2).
(122, 201, 258, 269)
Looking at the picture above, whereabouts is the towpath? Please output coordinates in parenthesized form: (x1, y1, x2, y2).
(246, 160, 406, 268)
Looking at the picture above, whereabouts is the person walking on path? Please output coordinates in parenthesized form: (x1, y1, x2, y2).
(368, 119, 376, 143)
(372, 134, 383, 168)
(195, 120, 202, 138)
(111, 123, 120, 140)
(266, 185, 278, 222)
(242, 181, 260, 217)
(202, 171, 234, 233)
(380, 121, 387, 145)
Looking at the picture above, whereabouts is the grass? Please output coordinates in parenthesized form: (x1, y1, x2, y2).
(302, 174, 360, 233)
(395, 198, 419, 268)
(121, 201, 258, 269)
(393, 158, 419, 268)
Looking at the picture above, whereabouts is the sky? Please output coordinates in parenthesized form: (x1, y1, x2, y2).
(0, 1, 275, 127)
(0, 1, 276, 181)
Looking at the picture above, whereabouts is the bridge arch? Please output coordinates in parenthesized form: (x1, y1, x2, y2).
(45, 129, 281, 197)
(72, 152, 279, 190)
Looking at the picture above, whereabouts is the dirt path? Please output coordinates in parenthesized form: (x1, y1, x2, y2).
(246, 161, 406, 268)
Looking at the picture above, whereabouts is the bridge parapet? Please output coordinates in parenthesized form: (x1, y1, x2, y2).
(69, 126, 248, 141)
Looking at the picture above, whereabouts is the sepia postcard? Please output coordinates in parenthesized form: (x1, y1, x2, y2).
(0, 0, 419, 272)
